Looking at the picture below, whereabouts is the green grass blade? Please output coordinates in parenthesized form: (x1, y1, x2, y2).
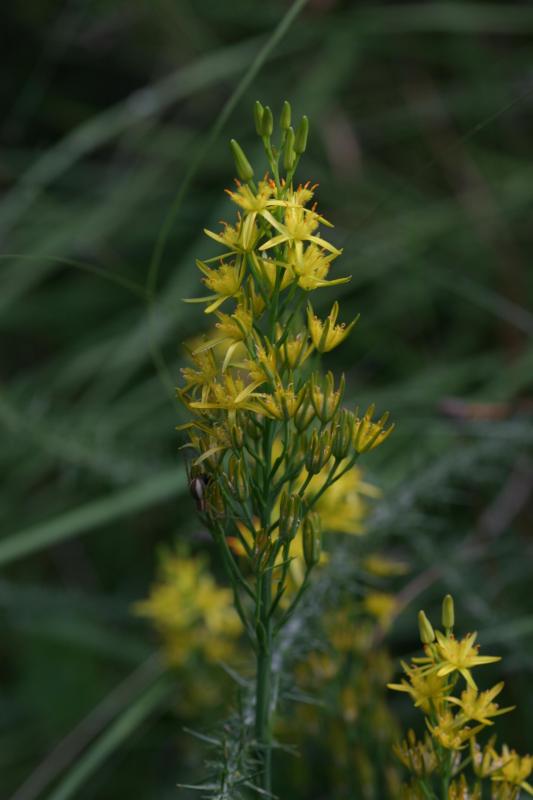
(45, 677, 173, 800)
(0, 467, 185, 567)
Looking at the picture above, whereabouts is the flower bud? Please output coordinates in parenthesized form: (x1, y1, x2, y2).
(254, 100, 264, 136)
(283, 126, 295, 171)
(442, 594, 455, 630)
(279, 491, 302, 542)
(294, 115, 309, 154)
(260, 105, 273, 138)
(280, 100, 291, 131)
(230, 424, 244, 450)
(303, 513, 322, 569)
(305, 429, 332, 474)
(353, 405, 394, 453)
(228, 455, 249, 502)
(331, 409, 355, 460)
(418, 610, 435, 645)
(310, 372, 344, 423)
(229, 139, 254, 182)
(278, 331, 311, 371)
(294, 398, 315, 432)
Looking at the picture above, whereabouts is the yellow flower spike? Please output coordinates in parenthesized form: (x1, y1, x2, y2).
(434, 630, 501, 689)
(353, 405, 395, 453)
(307, 301, 359, 353)
(447, 683, 515, 726)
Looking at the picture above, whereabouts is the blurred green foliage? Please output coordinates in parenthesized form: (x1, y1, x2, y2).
(1, 1, 532, 798)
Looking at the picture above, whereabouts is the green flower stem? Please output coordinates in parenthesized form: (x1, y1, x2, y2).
(255, 569, 273, 793)
(273, 572, 310, 635)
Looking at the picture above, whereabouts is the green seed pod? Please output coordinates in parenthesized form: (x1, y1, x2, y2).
(331, 409, 355, 461)
(254, 100, 264, 136)
(294, 399, 315, 433)
(280, 100, 291, 131)
(303, 513, 322, 569)
(229, 139, 254, 182)
(442, 594, 455, 630)
(294, 115, 309, 155)
(305, 429, 332, 474)
(283, 126, 295, 172)
(418, 610, 435, 645)
(261, 105, 274, 138)
(279, 491, 302, 542)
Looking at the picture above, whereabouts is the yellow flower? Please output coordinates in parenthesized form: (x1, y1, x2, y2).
(260, 204, 339, 254)
(447, 683, 514, 726)
(226, 178, 275, 218)
(251, 253, 293, 293)
(258, 381, 307, 420)
(276, 329, 313, 371)
(492, 746, 533, 795)
(286, 242, 348, 291)
(388, 663, 449, 715)
(189, 373, 265, 416)
(307, 301, 359, 352)
(134, 550, 241, 666)
(353, 405, 395, 453)
(448, 775, 481, 799)
(432, 631, 500, 689)
(427, 710, 483, 751)
(189, 259, 245, 313)
(204, 214, 258, 253)
(180, 350, 218, 401)
(393, 730, 438, 777)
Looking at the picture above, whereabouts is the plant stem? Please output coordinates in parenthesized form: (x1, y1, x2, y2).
(255, 575, 273, 793)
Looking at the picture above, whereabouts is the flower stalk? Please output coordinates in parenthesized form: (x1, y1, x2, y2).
(178, 101, 394, 793)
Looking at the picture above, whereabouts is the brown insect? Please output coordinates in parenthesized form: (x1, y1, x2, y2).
(186, 462, 212, 513)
